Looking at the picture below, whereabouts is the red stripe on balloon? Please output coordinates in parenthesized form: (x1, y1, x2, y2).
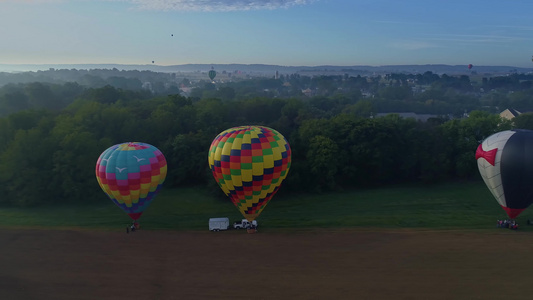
(501, 206, 525, 219)
(128, 212, 143, 220)
(475, 144, 498, 166)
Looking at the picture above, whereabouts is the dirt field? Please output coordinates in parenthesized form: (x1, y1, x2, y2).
(1, 227, 533, 300)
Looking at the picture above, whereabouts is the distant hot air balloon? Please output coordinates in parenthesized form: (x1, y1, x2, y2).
(96, 142, 167, 222)
(468, 64, 473, 70)
(476, 129, 533, 219)
(208, 126, 291, 225)
(208, 69, 216, 81)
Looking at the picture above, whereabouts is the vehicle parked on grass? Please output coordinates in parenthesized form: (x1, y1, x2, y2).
(209, 217, 230, 231)
(233, 219, 258, 229)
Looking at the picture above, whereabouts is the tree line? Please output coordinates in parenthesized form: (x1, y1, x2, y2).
(4, 69, 533, 118)
(2, 74, 533, 207)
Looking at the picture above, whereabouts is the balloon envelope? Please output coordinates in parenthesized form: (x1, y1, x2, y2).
(476, 129, 533, 218)
(468, 64, 473, 69)
(208, 70, 216, 80)
(96, 142, 167, 220)
(208, 126, 291, 221)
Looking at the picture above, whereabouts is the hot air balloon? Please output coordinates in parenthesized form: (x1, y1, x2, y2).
(208, 68, 216, 81)
(96, 142, 167, 223)
(476, 129, 533, 219)
(208, 126, 291, 227)
(468, 64, 473, 70)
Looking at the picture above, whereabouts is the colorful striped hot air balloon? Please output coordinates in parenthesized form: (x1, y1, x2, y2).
(208, 126, 291, 222)
(96, 142, 167, 221)
(476, 129, 533, 219)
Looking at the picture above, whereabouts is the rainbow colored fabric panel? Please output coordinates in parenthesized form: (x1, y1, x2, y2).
(96, 142, 167, 220)
(208, 126, 291, 221)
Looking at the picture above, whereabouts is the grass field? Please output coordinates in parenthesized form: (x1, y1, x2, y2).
(3, 180, 533, 300)
(0, 180, 531, 231)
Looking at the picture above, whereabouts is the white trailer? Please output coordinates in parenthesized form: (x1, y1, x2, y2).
(209, 217, 230, 231)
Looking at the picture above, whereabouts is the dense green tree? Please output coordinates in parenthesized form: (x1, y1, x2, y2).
(512, 112, 533, 130)
(440, 110, 511, 178)
(106, 76, 143, 90)
(0, 90, 29, 115)
(1, 72, 531, 207)
(0, 117, 57, 206)
(342, 99, 374, 117)
(82, 85, 121, 104)
(378, 85, 412, 101)
(166, 131, 212, 186)
(215, 87, 236, 101)
(50, 130, 104, 203)
(306, 135, 339, 190)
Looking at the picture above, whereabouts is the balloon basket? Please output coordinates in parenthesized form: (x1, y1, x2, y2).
(247, 228, 257, 234)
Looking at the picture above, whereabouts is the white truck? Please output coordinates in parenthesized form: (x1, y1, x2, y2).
(209, 217, 230, 231)
(233, 219, 258, 229)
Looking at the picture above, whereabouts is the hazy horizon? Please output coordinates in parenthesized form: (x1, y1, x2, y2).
(2, 0, 533, 68)
(2, 62, 533, 75)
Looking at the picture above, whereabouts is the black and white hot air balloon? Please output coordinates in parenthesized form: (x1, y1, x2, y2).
(476, 129, 533, 219)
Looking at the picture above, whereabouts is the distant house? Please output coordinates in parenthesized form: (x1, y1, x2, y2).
(411, 85, 427, 94)
(500, 108, 521, 120)
(179, 87, 192, 96)
(361, 90, 374, 98)
(142, 82, 153, 92)
(301, 88, 314, 97)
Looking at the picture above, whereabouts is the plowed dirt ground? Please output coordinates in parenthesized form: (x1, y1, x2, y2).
(1, 228, 533, 300)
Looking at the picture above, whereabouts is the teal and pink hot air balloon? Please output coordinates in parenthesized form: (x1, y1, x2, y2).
(96, 142, 167, 222)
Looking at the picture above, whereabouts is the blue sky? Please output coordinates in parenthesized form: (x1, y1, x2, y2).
(2, 0, 533, 67)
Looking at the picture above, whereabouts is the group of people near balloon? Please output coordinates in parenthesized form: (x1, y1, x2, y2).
(95, 126, 291, 234)
(496, 219, 518, 230)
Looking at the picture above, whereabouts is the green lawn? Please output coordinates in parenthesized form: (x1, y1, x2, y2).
(0, 181, 530, 231)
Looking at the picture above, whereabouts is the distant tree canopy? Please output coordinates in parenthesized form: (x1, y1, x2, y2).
(0, 70, 529, 207)
(3, 69, 533, 117)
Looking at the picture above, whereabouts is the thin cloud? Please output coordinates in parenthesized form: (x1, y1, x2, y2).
(0, 0, 64, 2)
(113, 0, 316, 12)
(374, 20, 432, 26)
(425, 34, 531, 43)
(1, 0, 316, 11)
(492, 25, 533, 31)
(390, 41, 439, 50)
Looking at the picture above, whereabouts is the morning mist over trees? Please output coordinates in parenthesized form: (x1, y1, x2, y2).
(2, 65, 533, 207)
